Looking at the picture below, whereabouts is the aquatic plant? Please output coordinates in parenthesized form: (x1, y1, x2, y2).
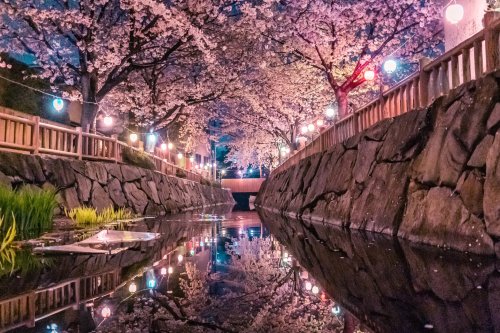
(0, 185, 56, 235)
(66, 206, 134, 226)
(0, 213, 16, 251)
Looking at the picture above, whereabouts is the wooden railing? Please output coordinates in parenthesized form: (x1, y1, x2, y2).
(272, 13, 500, 176)
(0, 269, 120, 331)
(0, 109, 209, 184)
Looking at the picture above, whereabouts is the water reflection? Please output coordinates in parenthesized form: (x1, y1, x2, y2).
(258, 209, 500, 333)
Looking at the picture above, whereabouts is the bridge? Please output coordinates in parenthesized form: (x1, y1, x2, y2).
(221, 178, 266, 193)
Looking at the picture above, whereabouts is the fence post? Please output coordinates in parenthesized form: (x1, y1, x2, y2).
(112, 135, 118, 163)
(76, 127, 83, 160)
(418, 57, 431, 107)
(32, 116, 40, 154)
(485, 11, 500, 72)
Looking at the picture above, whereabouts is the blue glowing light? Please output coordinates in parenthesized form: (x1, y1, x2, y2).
(332, 305, 341, 315)
(147, 278, 156, 289)
(52, 98, 64, 112)
(190, 249, 195, 256)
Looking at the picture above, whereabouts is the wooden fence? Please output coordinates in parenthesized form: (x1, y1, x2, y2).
(0, 108, 206, 183)
(272, 13, 500, 176)
(0, 269, 120, 332)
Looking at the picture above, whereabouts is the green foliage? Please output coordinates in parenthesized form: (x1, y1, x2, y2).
(121, 147, 156, 170)
(0, 248, 52, 278)
(0, 214, 16, 251)
(66, 206, 133, 226)
(0, 185, 57, 236)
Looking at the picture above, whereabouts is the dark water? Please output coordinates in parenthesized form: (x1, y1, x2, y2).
(0, 206, 498, 332)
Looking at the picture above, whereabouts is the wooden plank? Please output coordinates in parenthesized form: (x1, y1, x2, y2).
(462, 48, 471, 82)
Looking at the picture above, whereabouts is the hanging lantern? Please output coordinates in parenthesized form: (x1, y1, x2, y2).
(103, 115, 113, 126)
(160, 267, 167, 276)
(325, 107, 336, 118)
(147, 278, 156, 289)
(311, 286, 319, 294)
(300, 125, 308, 134)
(168, 266, 174, 274)
(307, 123, 315, 132)
(177, 152, 183, 159)
(52, 98, 64, 112)
(101, 306, 111, 318)
(129, 133, 138, 143)
(148, 133, 156, 144)
(189, 156, 195, 162)
(177, 254, 183, 263)
(161, 143, 167, 151)
(332, 305, 341, 315)
(383, 59, 397, 74)
(128, 282, 137, 293)
(316, 119, 324, 127)
(364, 70, 375, 81)
(168, 142, 174, 150)
(305, 281, 312, 291)
(445, 3, 464, 24)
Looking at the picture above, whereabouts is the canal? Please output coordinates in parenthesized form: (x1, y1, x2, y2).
(0, 206, 498, 332)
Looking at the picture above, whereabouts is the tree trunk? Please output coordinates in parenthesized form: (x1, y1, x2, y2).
(335, 89, 349, 119)
(80, 73, 99, 132)
(342, 312, 358, 333)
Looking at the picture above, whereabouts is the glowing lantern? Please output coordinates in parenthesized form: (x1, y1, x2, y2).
(305, 281, 312, 291)
(161, 143, 167, 151)
(364, 70, 375, 81)
(383, 59, 397, 74)
(128, 282, 137, 293)
(445, 3, 464, 24)
(300, 125, 308, 134)
(147, 278, 156, 289)
(168, 266, 174, 274)
(161, 267, 167, 276)
(189, 156, 195, 162)
(148, 133, 156, 144)
(332, 305, 341, 315)
(168, 142, 174, 150)
(312, 286, 319, 294)
(177, 254, 183, 263)
(177, 152, 183, 159)
(101, 306, 111, 318)
(53, 98, 64, 112)
(129, 133, 138, 143)
(316, 119, 324, 127)
(103, 115, 113, 126)
(326, 107, 336, 118)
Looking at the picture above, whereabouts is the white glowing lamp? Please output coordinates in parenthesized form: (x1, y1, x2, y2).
(177, 152, 183, 159)
(177, 254, 184, 263)
(312, 286, 319, 294)
(161, 143, 167, 151)
(148, 133, 156, 144)
(189, 156, 195, 162)
(101, 306, 111, 318)
(316, 119, 324, 127)
(326, 107, 336, 118)
(383, 59, 397, 74)
(300, 125, 308, 134)
(168, 266, 174, 274)
(364, 70, 375, 81)
(307, 124, 315, 132)
(128, 282, 137, 293)
(168, 142, 174, 150)
(305, 281, 312, 291)
(129, 133, 138, 143)
(103, 115, 113, 126)
(445, 3, 464, 24)
(161, 267, 167, 276)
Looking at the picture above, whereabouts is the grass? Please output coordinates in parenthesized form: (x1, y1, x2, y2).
(66, 206, 134, 226)
(0, 185, 57, 236)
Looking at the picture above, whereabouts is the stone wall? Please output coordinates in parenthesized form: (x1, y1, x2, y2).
(0, 152, 234, 215)
(256, 71, 500, 255)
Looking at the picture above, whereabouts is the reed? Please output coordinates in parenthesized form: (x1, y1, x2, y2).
(66, 206, 133, 226)
(0, 186, 56, 235)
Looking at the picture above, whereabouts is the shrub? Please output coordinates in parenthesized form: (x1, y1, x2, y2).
(0, 185, 56, 235)
(121, 147, 156, 170)
(176, 169, 187, 178)
(66, 206, 134, 226)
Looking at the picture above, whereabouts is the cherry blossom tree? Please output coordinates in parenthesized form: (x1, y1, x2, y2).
(245, 0, 443, 118)
(0, 0, 227, 131)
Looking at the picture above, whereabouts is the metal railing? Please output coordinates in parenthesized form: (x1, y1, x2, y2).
(272, 12, 500, 176)
(0, 108, 208, 183)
